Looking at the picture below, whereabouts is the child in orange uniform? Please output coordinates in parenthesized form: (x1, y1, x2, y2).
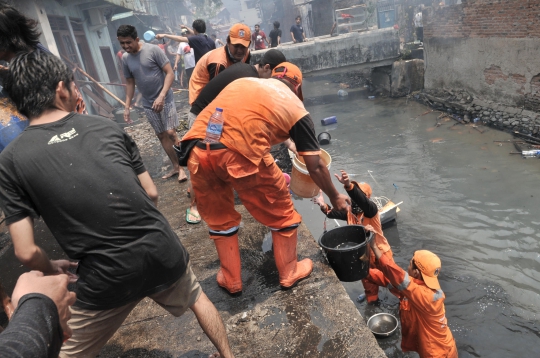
(313, 170, 396, 303)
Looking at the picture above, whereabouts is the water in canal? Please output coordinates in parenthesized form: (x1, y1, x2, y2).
(294, 71, 540, 357)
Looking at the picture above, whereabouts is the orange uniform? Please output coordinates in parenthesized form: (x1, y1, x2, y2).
(182, 73, 319, 293)
(369, 255, 458, 358)
(188, 46, 250, 104)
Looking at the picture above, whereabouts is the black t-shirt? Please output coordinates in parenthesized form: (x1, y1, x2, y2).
(289, 114, 320, 154)
(269, 29, 282, 47)
(191, 62, 259, 116)
(0, 113, 189, 310)
(290, 24, 304, 42)
(188, 34, 216, 63)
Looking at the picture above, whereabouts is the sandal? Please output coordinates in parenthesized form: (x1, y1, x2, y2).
(186, 208, 201, 224)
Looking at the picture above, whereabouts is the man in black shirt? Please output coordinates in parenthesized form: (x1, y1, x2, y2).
(189, 49, 286, 120)
(290, 16, 308, 43)
(269, 21, 282, 47)
(157, 19, 215, 63)
(0, 51, 233, 358)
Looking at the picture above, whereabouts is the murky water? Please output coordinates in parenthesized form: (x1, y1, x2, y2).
(293, 71, 540, 357)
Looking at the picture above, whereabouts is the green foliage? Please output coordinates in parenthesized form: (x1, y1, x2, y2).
(189, 0, 223, 19)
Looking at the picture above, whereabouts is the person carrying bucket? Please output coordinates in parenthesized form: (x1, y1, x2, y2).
(180, 62, 350, 295)
(313, 170, 397, 303)
(368, 239, 458, 357)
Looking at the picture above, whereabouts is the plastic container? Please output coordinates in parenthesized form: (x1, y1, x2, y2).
(202, 108, 224, 143)
(522, 150, 540, 158)
(318, 225, 374, 282)
(321, 116, 337, 126)
(143, 30, 156, 42)
(317, 132, 331, 145)
(337, 89, 348, 97)
(473, 117, 480, 123)
(290, 149, 331, 198)
(113, 108, 139, 128)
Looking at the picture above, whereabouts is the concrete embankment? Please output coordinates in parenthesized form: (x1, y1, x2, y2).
(100, 169, 385, 357)
(251, 28, 400, 74)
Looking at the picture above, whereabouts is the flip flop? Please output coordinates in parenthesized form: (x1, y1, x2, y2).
(162, 171, 179, 180)
(186, 208, 201, 224)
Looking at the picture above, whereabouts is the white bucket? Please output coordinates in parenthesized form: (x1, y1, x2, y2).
(290, 149, 332, 198)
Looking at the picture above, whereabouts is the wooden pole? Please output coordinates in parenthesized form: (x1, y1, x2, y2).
(60, 55, 126, 107)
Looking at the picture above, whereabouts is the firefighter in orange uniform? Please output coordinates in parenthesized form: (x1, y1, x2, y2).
(181, 62, 350, 295)
(314, 170, 396, 303)
(369, 239, 458, 358)
(188, 23, 252, 105)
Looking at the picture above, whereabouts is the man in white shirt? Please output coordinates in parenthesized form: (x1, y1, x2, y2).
(174, 42, 196, 88)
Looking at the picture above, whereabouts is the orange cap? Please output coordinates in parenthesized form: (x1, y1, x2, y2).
(352, 181, 372, 198)
(413, 250, 442, 290)
(271, 62, 303, 100)
(229, 23, 251, 47)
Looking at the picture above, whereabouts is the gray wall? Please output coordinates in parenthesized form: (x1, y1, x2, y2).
(425, 37, 540, 109)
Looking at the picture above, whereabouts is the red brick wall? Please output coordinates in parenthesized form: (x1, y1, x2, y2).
(424, 0, 540, 39)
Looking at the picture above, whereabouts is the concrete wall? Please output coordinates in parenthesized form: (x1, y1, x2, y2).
(251, 28, 400, 73)
(424, 0, 540, 111)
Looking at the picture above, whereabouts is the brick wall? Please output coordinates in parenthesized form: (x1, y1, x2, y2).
(424, 0, 540, 39)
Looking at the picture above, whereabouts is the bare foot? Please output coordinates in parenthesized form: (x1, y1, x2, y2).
(162, 169, 179, 180)
(208, 353, 220, 358)
(178, 170, 188, 183)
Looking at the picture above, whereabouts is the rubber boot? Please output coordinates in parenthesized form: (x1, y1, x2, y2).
(212, 234, 242, 296)
(272, 228, 313, 289)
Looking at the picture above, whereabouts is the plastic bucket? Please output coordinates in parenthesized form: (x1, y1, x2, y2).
(290, 149, 331, 198)
(143, 30, 156, 42)
(317, 132, 331, 145)
(321, 116, 337, 126)
(319, 225, 373, 282)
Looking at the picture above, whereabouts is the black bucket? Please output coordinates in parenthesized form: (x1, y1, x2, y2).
(319, 225, 373, 282)
(317, 132, 331, 145)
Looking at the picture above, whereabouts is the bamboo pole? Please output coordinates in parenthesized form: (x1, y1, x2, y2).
(60, 55, 126, 107)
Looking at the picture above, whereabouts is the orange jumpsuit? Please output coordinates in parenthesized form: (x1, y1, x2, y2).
(369, 255, 458, 358)
(182, 77, 319, 292)
(188, 46, 250, 104)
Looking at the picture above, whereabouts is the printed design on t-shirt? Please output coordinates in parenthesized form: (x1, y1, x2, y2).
(48, 128, 79, 145)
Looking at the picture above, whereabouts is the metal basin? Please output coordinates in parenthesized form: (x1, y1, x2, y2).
(367, 313, 398, 338)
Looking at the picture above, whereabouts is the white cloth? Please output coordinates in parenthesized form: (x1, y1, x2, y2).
(177, 42, 195, 70)
(414, 12, 423, 28)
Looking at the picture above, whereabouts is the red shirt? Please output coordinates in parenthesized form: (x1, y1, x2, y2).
(252, 30, 267, 50)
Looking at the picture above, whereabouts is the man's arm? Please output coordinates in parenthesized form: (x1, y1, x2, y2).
(124, 77, 135, 123)
(277, 35, 281, 45)
(174, 54, 181, 71)
(153, 62, 175, 113)
(138, 171, 159, 206)
(156, 34, 189, 43)
(9, 218, 77, 278)
(290, 32, 296, 43)
(304, 155, 349, 211)
(0, 272, 77, 357)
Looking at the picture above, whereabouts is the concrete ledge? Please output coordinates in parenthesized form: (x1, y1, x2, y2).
(101, 179, 385, 357)
(252, 29, 400, 74)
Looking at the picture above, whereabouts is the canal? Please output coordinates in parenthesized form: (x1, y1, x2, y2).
(292, 70, 540, 357)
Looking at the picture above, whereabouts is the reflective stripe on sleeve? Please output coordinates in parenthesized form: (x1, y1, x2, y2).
(397, 272, 410, 291)
(433, 289, 443, 302)
(269, 223, 300, 232)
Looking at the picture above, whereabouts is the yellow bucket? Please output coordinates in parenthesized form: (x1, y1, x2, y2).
(290, 149, 332, 198)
